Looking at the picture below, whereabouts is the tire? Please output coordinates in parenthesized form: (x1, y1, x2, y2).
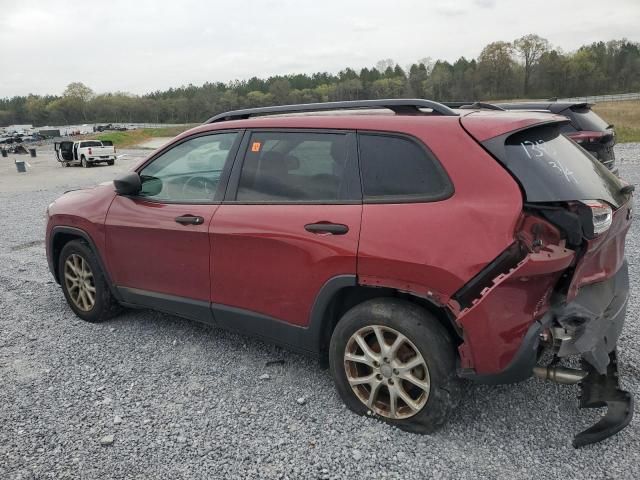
(81, 156, 90, 168)
(329, 298, 460, 434)
(107, 160, 115, 166)
(58, 240, 121, 323)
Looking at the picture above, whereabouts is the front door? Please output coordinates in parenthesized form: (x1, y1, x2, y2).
(105, 131, 241, 317)
(210, 130, 362, 330)
(54, 141, 74, 162)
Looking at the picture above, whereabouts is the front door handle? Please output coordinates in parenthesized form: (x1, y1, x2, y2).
(175, 215, 204, 225)
(304, 222, 349, 235)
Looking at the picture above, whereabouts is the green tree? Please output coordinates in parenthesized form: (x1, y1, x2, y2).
(477, 41, 517, 98)
(62, 82, 94, 121)
(513, 34, 550, 95)
(268, 79, 291, 104)
(25, 95, 49, 125)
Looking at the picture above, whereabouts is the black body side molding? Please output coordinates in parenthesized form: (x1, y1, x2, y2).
(212, 274, 356, 355)
(117, 287, 214, 325)
(115, 275, 357, 357)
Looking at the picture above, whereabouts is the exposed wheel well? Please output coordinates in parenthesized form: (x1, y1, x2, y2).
(318, 285, 462, 364)
(50, 232, 86, 282)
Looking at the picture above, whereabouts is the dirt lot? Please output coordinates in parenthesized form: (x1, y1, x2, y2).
(1, 144, 640, 479)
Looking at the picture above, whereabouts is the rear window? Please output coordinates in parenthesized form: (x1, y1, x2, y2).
(358, 134, 452, 202)
(484, 124, 625, 207)
(81, 141, 102, 148)
(569, 107, 610, 132)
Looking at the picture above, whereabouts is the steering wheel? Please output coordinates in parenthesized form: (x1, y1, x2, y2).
(181, 176, 216, 198)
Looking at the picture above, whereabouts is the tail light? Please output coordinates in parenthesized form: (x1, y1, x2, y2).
(569, 132, 607, 145)
(581, 200, 612, 235)
(88, 147, 92, 155)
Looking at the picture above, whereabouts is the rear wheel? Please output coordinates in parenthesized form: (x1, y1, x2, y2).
(329, 298, 460, 433)
(59, 240, 120, 322)
(107, 160, 115, 166)
(81, 156, 90, 168)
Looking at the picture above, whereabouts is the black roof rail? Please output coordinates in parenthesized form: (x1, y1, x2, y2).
(464, 102, 505, 111)
(205, 99, 458, 123)
(442, 101, 505, 111)
(442, 101, 473, 108)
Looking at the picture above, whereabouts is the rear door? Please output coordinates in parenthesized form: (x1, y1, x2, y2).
(209, 129, 361, 331)
(104, 131, 241, 319)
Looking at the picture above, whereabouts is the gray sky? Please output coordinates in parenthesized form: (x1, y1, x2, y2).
(1, 0, 639, 98)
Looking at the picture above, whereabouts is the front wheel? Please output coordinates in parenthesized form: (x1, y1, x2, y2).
(58, 240, 121, 322)
(329, 298, 460, 434)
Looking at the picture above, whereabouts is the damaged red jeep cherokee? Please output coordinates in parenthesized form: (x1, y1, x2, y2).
(45, 100, 634, 447)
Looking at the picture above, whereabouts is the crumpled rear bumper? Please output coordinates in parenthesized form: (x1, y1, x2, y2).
(573, 350, 634, 448)
(553, 260, 629, 374)
(461, 259, 630, 384)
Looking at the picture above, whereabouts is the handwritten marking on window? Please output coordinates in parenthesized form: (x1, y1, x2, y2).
(520, 140, 576, 184)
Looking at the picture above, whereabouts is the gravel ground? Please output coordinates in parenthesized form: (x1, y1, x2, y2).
(1, 144, 640, 479)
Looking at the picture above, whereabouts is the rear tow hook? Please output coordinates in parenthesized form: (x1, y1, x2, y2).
(573, 351, 634, 448)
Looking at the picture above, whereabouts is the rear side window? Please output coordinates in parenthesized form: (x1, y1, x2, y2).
(236, 132, 357, 202)
(358, 134, 452, 202)
(484, 124, 625, 207)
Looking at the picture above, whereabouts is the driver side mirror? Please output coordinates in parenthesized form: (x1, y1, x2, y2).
(114, 172, 142, 195)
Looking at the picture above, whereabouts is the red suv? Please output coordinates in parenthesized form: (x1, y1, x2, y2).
(45, 100, 634, 447)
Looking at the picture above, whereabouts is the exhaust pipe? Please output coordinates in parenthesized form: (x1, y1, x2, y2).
(533, 366, 588, 385)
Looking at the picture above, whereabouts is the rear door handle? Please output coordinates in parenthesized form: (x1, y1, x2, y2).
(175, 215, 204, 225)
(304, 222, 349, 235)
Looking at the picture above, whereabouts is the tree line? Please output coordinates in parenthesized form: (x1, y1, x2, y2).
(1, 35, 639, 127)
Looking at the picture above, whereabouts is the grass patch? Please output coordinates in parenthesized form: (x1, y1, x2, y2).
(88, 125, 197, 148)
(593, 100, 640, 143)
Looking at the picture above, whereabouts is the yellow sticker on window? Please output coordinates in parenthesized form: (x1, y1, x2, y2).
(251, 142, 262, 152)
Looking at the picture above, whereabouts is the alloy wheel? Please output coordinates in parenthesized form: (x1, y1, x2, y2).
(343, 325, 430, 419)
(63, 253, 96, 312)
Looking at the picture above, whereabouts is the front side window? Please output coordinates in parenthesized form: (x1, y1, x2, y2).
(358, 134, 452, 201)
(139, 132, 238, 202)
(236, 132, 352, 202)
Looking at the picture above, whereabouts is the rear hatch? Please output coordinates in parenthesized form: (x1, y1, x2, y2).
(461, 112, 632, 294)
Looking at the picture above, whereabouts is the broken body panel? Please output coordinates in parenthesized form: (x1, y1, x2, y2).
(451, 114, 633, 446)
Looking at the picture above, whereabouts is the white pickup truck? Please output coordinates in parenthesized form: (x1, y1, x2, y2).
(54, 140, 117, 167)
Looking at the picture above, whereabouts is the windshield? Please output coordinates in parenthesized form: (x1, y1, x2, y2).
(484, 123, 625, 207)
(570, 107, 610, 131)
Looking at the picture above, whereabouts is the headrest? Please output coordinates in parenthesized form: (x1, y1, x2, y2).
(330, 138, 346, 163)
(284, 154, 299, 171)
(260, 151, 299, 175)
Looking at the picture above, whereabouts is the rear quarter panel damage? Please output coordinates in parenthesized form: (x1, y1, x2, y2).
(357, 120, 524, 304)
(455, 243, 575, 374)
